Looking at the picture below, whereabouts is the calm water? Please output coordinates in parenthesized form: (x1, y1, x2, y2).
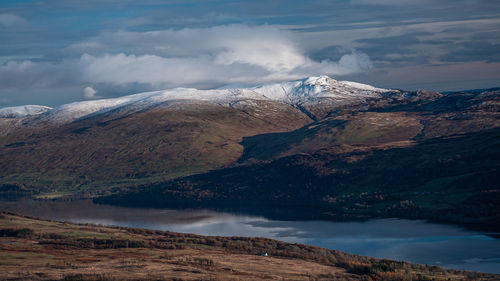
(1, 198, 499, 274)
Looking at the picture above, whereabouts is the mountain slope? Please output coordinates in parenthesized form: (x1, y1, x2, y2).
(239, 89, 500, 162)
(0, 100, 311, 195)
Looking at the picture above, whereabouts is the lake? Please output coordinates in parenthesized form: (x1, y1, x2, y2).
(1, 198, 499, 274)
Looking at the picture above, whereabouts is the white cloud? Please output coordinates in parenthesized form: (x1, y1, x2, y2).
(75, 25, 375, 87)
(83, 86, 100, 99)
(1, 25, 375, 91)
(338, 51, 374, 71)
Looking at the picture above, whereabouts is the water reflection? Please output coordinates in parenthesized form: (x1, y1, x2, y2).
(1, 198, 499, 273)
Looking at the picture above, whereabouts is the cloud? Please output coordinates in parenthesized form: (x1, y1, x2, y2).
(83, 86, 100, 99)
(441, 41, 500, 63)
(78, 51, 372, 88)
(338, 51, 374, 71)
(0, 14, 27, 26)
(65, 25, 311, 72)
(1, 25, 374, 91)
(352, 33, 434, 67)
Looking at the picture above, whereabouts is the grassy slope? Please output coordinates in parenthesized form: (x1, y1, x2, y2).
(0, 212, 496, 281)
(239, 112, 423, 162)
(240, 90, 500, 162)
(0, 101, 311, 196)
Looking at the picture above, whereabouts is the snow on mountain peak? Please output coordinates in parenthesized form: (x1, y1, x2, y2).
(304, 75, 333, 86)
(304, 75, 389, 93)
(249, 75, 390, 102)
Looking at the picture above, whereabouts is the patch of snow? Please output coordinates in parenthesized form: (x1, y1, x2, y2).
(339, 80, 389, 92)
(0, 105, 52, 118)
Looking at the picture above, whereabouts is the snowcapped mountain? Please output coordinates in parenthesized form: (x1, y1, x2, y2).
(0, 76, 394, 125)
(1, 75, 498, 236)
(1, 73, 498, 219)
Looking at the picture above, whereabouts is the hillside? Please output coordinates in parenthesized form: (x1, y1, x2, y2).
(1, 212, 497, 281)
(0, 100, 311, 195)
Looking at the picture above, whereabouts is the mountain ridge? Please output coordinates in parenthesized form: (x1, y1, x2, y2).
(0, 75, 394, 125)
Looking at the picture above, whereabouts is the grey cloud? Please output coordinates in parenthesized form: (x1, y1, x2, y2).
(347, 19, 499, 67)
(309, 46, 353, 62)
(471, 30, 500, 41)
(355, 32, 432, 46)
(64, 25, 304, 61)
(441, 41, 500, 63)
(348, 33, 434, 66)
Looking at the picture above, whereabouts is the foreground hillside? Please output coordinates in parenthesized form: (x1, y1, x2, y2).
(0, 212, 497, 281)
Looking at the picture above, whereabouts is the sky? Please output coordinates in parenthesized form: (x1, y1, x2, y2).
(1, 0, 499, 107)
